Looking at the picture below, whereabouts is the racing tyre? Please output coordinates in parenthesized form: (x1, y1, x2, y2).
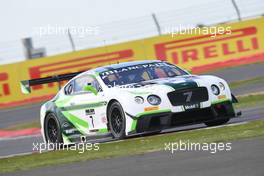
(44, 113, 63, 145)
(204, 118, 230, 127)
(108, 101, 126, 139)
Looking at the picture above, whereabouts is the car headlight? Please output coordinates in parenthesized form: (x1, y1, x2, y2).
(211, 85, 220, 95)
(147, 95, 161, 105)
(219, 82, 225, 91)
(135, 96, 144, 104)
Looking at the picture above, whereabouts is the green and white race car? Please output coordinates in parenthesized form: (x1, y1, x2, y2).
(21, 60, 240, 144)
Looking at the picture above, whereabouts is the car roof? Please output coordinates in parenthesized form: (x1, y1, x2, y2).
(93, 60, 163, 73)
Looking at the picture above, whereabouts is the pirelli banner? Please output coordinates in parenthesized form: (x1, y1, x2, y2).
(1, 17, 264, 108)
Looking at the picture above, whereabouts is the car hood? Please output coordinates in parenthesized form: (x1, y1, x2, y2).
(137, 75, 199, 90)
(110, 75, 221, 94)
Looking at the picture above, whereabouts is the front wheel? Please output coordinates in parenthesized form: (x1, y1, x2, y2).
(108, 101, 126, 139)
(204, 118, 230, 127)
(44, 113, 63, 145)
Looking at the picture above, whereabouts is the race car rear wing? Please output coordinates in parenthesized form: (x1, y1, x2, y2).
(20, 71, 83, 94)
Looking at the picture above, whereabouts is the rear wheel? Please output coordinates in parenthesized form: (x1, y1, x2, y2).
(44, 113, 63, 145)
(108, 101, 126, 139)
(204, 118, 230, 127)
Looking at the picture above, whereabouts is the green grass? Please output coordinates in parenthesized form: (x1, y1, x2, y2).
(235, 93, 264, 108)
(1, 120, 264, 173)
(229, 76, 264, 89)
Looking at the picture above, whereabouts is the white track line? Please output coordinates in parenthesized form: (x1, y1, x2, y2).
(204, 121, 249, 130)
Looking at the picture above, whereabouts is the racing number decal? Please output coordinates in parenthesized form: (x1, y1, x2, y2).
(90, 116, 94, 128)
(86, 109, 95, 128)
(183, 91, 192, 102)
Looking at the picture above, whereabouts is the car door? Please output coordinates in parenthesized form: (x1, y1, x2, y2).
(65, 74, 108, 135)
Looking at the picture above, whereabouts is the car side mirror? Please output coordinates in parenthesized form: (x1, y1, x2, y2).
(83, 85, 98, 95)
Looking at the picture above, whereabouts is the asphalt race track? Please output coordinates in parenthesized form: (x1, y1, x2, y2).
(207, 62, 264, 82)
(0, 103, 41, 129)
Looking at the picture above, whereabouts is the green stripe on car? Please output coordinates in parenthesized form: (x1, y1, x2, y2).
(55, 97, 73, 107)
(62, 133, 72, 144)
(131, 120, 137, 131)
(136, 109, 171, 118)
(98, 128, 108, 133)
(61, 101, 107, 111)
(62, 111, 88, 134)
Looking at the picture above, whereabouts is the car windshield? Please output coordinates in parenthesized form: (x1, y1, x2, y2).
(99, 62, 188, 87)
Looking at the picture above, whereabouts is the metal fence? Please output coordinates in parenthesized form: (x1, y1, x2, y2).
(0, 0, 264, 65)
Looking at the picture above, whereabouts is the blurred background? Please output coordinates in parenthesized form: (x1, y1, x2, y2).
(0, 0, 263, 64)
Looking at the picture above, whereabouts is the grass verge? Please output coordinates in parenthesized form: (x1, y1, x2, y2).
(1, 120, 264, 173)
(229, 76, 264, 89)
(235, 93, 264, 108)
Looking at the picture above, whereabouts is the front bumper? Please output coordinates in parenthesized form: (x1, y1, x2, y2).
(128, 101, 239, 135)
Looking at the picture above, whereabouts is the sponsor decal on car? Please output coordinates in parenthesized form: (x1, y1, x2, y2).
(184, 103, 200, 110)
(144, 106, 160, 112)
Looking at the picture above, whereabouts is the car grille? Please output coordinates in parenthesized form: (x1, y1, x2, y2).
(167, 87, 209, 106)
